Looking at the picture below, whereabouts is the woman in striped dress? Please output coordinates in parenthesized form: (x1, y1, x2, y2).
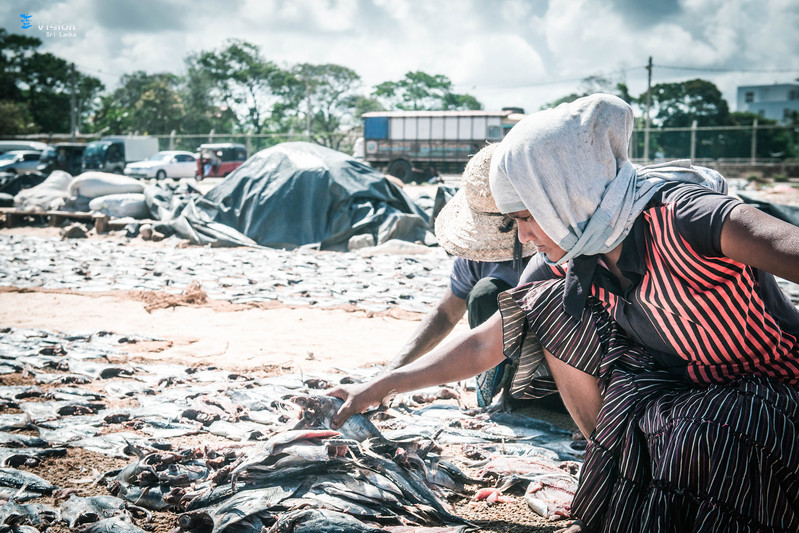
(331, 94, 799, 532)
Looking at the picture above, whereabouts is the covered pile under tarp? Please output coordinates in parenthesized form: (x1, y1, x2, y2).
(736, 191, 799, 227)
(164, 142, 431, 249)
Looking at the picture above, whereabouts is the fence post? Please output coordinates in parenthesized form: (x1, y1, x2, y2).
(750, 119, 758, 164)
(169, 130, 176, 151)
(690, 120, 697, 161)
(246, 132, 252, 156)
(643, 56, 652, 162)
(209, 129, 215, 143)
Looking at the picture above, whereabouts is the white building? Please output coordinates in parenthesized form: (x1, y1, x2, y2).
(736, 83, 799, 123)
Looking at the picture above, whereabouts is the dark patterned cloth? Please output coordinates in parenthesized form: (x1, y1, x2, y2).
(498, 280, 799, 532)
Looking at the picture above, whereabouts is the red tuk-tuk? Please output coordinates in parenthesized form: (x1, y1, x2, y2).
(196, 143, 248, 178)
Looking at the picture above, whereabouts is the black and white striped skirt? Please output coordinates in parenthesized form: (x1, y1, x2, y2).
(498, 278, 799, 532)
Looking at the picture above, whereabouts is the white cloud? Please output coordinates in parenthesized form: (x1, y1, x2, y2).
(5, 0, 795, 114)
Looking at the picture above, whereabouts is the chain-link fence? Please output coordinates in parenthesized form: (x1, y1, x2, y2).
(629, 123, 798, 163)
(5, 123, 798, 166)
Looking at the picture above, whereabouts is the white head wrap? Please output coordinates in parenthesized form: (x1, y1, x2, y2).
(489, 94, 726, 265)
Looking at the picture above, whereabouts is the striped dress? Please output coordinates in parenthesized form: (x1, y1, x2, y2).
(498, 183, 799, 532)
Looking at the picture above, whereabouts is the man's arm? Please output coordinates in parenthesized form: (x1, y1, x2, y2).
(384, 288, 467, 371)
(720, 203, 799, 284)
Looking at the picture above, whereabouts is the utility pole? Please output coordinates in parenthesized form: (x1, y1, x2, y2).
(70, 63, 77, 142)
(305, 78, 312, 142)
(644, 56, 652, 162)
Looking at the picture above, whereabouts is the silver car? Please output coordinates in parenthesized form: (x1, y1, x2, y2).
(124, 150, 198, 180)
(0, 150, 42, 174)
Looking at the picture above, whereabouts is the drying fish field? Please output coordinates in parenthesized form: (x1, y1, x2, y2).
(1, 226, 798, 533)
(0, 227, 585, 533)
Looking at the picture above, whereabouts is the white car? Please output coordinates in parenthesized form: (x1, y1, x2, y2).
(124, 150, 197, 180)
(0, 150, 42, 174)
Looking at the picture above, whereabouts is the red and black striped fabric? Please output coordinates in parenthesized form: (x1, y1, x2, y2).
(592, 202, 799, 384)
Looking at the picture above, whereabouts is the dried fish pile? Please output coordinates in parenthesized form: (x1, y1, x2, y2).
(0, 234, 454, 314)
(3, 233, 799, 312)
(0, 327, 585, 532)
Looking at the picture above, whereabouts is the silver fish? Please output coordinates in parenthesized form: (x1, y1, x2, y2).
(291, 394, 383, 442)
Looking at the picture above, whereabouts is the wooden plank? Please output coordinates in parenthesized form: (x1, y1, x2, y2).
(0, 208, 158, 234)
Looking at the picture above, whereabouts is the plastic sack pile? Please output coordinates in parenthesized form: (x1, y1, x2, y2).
(10, 143, 434, 251)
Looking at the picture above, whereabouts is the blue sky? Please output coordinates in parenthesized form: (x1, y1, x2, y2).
(4, 0, 798, 114)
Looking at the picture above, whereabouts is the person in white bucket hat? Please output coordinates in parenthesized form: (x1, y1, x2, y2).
(383, 143, 536, 407)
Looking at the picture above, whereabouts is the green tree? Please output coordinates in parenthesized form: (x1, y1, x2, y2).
(645, 79, 730, 128)
(0, 29, 40, 102)
(640, 79, 730, 159)
(0, 100, 37, 134)
(180, 58, 237, 136)
(91, 94, 131, 135)
(374, 71, 482, 111)
(0, 29, 102, 134)
(91, 71, 184, 135)
(193, 40, 297, 134)
(347, 95, 384, 118)
(542, 74, 633, 110)
(292, 63, 364, 150)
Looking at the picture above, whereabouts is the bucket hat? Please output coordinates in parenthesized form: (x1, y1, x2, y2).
(435, 144, 536, 262)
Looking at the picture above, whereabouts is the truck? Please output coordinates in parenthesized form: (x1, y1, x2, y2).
(81, 136, 159, 174)
(358, 108, 525, 182)
(38, 142, 87, 176)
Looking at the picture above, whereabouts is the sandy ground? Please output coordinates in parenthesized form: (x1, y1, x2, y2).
(0, 220, 467, 375)
(0, 287, 446, 374)
(0, 223, 578, 532)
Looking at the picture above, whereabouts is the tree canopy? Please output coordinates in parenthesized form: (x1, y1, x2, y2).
(0, 28, 103, 134)
(374, 71, 482, 111)
(541, 74, 632, 110)
(190, 40, 298, 134)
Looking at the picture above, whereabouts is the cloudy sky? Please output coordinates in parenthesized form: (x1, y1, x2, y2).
(3, 0, 798, 114)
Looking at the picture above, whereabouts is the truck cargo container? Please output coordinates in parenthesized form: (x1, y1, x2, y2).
(81, 136, 159, 174)
(358, 109, 524, 182)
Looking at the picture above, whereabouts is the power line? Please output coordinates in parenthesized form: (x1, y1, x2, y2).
(655, 64, 798, 74)
(70, 62, 131, 80)
(459, 65, 648, 91)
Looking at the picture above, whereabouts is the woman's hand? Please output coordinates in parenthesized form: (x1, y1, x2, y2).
(328, 312, 505, 429)
(328, 381, 387, 429)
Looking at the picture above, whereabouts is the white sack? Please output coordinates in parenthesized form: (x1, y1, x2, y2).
(69, 172, 144, 200)
(88, 193, 150, 219)
(14, 170, 73, 212)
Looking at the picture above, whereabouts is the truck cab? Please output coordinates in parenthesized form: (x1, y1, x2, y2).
(38, 143, 86, 176)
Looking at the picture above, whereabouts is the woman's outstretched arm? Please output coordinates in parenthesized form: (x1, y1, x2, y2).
(330, 312, 505, 427)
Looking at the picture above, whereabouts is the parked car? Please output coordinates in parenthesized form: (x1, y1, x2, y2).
(124, 150, 198, 179)
(0, 150, 42, 174)
(197, 143, 247, 178)
(0, 140, 48, 155)
(37, 143, 86, 176)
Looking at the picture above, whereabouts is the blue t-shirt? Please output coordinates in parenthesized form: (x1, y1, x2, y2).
(449, 257, 528, 300)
